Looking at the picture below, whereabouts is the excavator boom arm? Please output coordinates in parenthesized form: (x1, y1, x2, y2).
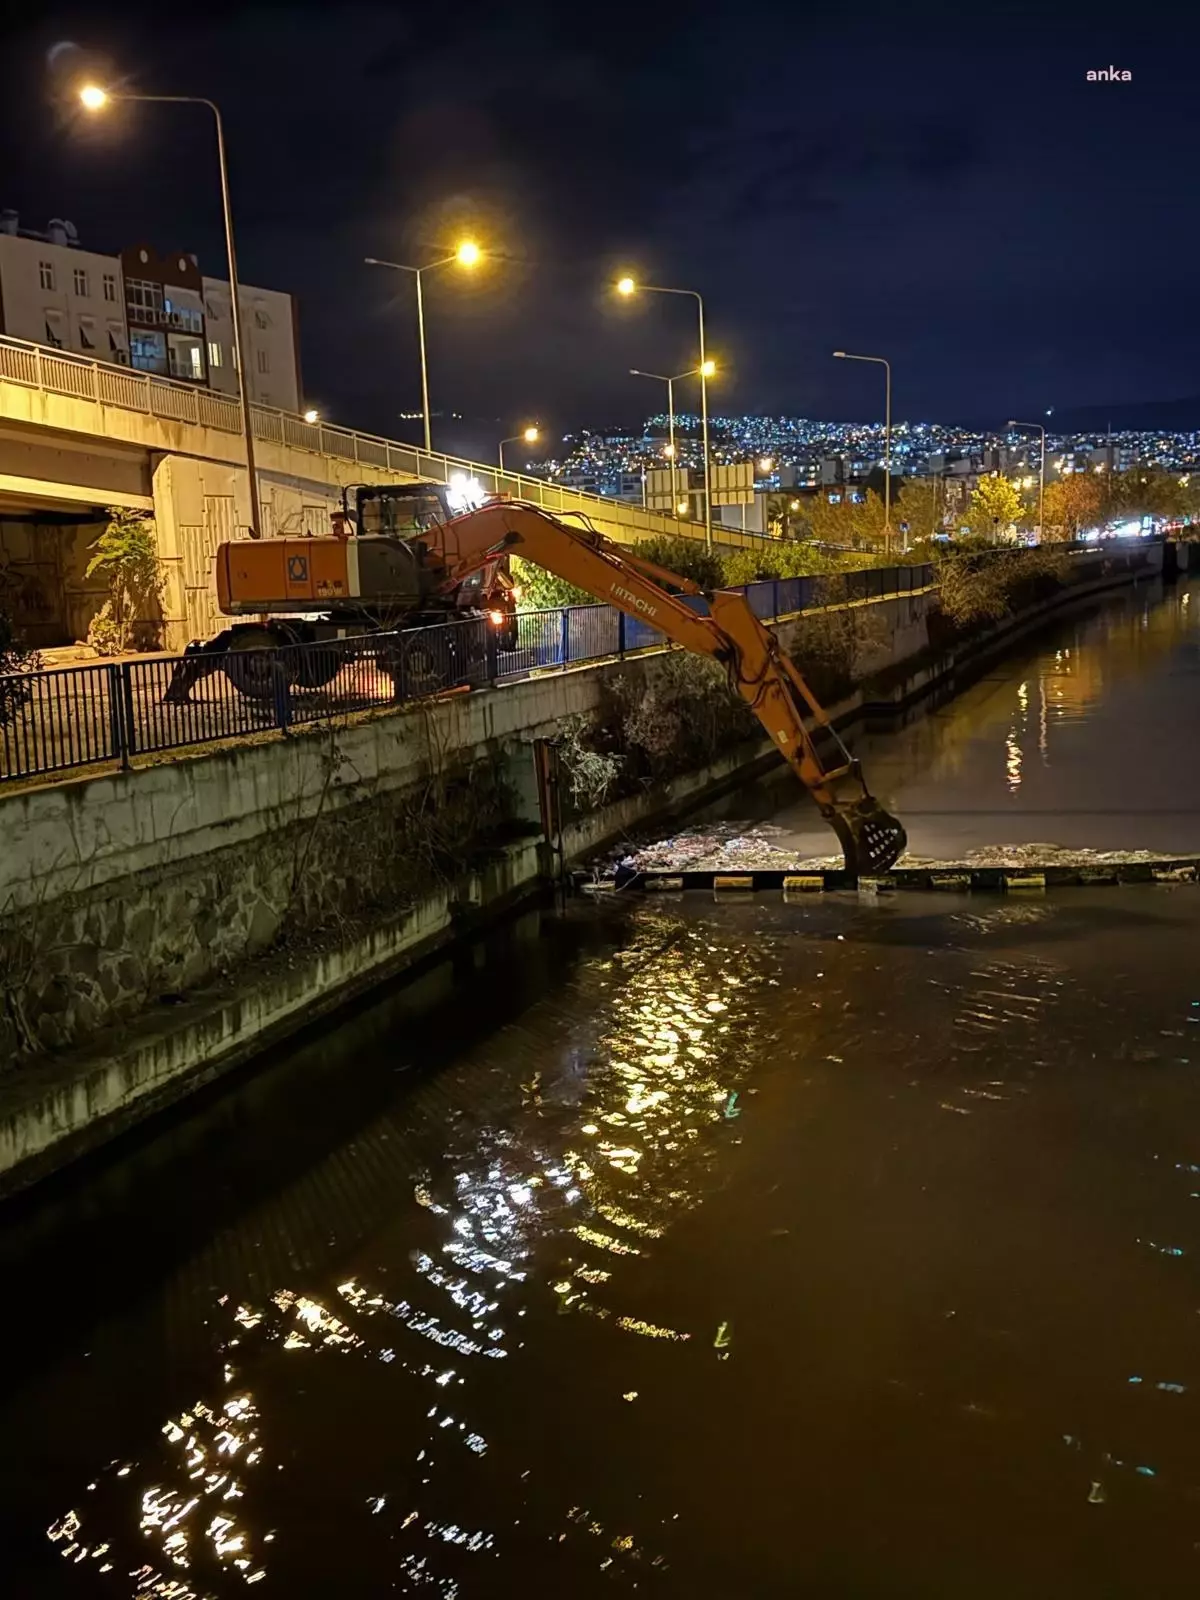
(413, 502, 906, 874)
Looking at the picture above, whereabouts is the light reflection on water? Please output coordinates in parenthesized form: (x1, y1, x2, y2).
(42, 916, 770, 1596)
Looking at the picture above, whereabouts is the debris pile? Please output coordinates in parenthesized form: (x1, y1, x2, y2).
(598, 826, 1181, 879)
(604, 823, 814, 877)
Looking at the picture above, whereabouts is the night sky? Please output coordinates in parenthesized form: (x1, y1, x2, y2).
(2, 1, 1195, 459)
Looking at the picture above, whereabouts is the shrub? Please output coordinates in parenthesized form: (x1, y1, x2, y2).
(602, 652, 755, 781)
(721, 542, 852, 586)
(555, 713, 624, 812)
(85, 508, 165, 651)
(85, 612, 126, 657)
(936, 546, 1070, 628)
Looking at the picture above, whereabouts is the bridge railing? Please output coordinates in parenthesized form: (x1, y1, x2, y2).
(0, 563, 936, 787)
(0, 331, 774, 548)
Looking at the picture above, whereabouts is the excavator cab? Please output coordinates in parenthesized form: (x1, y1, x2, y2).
(345, 481, 518, 640)
(352, 482, 456, 539)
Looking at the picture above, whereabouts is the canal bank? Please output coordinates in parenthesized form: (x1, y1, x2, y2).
(0, 542, 1165, 1195)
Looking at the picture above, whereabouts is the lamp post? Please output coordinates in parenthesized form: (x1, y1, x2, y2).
(833, 350, 893, 551)
(618, 278, 713, 547)
(80, 83, 263, 537)
(365, 242, 481, 454)
(499, 424, 539, 474)
(629, 362, 713, 513)
(1007, 419, 1046, 542)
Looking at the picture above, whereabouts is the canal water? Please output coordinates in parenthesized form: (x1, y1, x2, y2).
(4, 576, 1200, 1598)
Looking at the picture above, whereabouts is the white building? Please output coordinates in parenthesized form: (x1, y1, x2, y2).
(202, 278, 300, 414)
(0, 215, 129, 366)
(0, 211, 299, 411)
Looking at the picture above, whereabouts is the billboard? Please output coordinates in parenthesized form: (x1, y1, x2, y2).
(710, 462, 754, 506)
(646, 466, 690, 512)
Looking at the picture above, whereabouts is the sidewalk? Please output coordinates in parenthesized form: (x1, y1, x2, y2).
(36, 643, 175, 674)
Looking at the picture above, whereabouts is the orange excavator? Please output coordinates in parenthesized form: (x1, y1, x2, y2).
(407, 499, 907, 874)
(171, 486, 907, 873)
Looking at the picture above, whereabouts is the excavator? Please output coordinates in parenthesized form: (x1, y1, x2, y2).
(167, 485, 907, 874)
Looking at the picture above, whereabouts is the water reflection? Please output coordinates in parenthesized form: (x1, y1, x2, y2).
(43, 915, 769, 1595)
(771, 578, 1200, 858)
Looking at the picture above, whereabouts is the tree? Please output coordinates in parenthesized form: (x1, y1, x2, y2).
(631, 535, 724, 591)
(1041, 474, 1102, 540)
(804, 492, 859, 547)
(849, 490, 891, 547)
(85, 509, 164, 652)
(888, 479, 944, 546)
(965, 474, 1023, 541)
(510, 556, 592, 610)
(1107, 468, 1188, 524)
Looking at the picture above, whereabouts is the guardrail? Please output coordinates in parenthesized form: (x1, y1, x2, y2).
(0, 331, 774, 548)
(0, 564, 935, 787)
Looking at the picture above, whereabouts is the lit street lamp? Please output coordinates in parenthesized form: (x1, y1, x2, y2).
(618, 277, 713, 548)
(365, 241, 482, 454)
(833, 350, 894, 551)
(629, 361, 713, 511)
(1007, 418, 1046, 541)
(303, 408, 320, 425)
(80, 82, 263, 537)
(499, 424, 539, 474)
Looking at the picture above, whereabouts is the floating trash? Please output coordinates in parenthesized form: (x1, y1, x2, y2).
(596, 825, 1186, 882)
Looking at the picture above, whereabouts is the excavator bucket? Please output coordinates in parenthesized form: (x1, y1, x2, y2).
(826, 793, 908, 877)
(820, 762, 908, 876)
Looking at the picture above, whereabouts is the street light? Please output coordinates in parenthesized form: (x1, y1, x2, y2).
(758, 456, 775, 474)
(81, 82, 263, 537)
(833, 350, 894, 551)
(499, 424, 539, 473)
(303, 408, 320, 425)
(365, 243, 483, 453)
(1008, 419, 1046, 541)
(617, 277, 713, 547)
(629, 362, 712, 509)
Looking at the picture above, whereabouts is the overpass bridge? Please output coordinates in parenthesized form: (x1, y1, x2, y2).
(0, 333, 763, 650)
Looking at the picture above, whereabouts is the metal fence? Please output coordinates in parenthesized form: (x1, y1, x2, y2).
(0, 564, 935, 786)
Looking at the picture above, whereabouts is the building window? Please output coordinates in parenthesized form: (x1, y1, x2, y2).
(162, 298, 203, 334)
(256, 348, 270, 374)
(208, 341, 223, 368)
(73, 267, 89, 297)
(39, 260, 55, 290)
(44, 315, 64, 348)
(103, 273, 117, 302)
(130, 329, 166, 373)
(78, 317, 96, 350)
(253, 309, 269, 329)
(168, 335, 204, 381)
(108, 325, 129, 365)
(126, 278, 164, 318)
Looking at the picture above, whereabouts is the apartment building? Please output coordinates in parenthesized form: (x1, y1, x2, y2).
(0, 210, 299, 411)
